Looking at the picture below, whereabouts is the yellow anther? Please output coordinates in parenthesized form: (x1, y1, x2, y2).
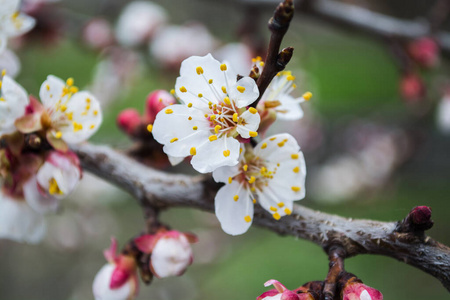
(198, 93, 203, 98)
(248, 107, 257, 114)
(66, 78, 74, 86)
(237, 86, 245, 93)
(73, 122, 83, 132)
(170, 137, 178, 143)
(302, 92, 313, 101)
(252, 199, 257, 204)
(208, 79, 213, 84)
(66, 112, 73, 120)
(232, 113, 238, 122)
(48, 178, 63, 195)
(243, 164, 248, 171)
(209, 135, 217, 142)
(293, 166, 300, 173)
(0, 81, 2, 89)
(221, 86, 227, 93)
(210, 115, 216, 121)
(45, 84, 50, 91)
(170, 89, 175, 95)
(277, 202, 285, 208)
(192, 126, 198, 130)
(188, 103, 193, 108)
(244, 215, 252, 222)
(220, 63, 227, 71)
(196, 66, 204, 75)
(86, 98, 91, 103)
(214, 125, 221, 133)
(147, 124, 153, 132)
(90, 125, 95, 129)
(69, 86, 79, 94)
(277, 141, 285, 147)
(273, 213, 281, 220)
(248, 176, 256, 184)
(228, 177, 232, 184)
(284, 208, 292, 215)
(85, 104, 90, 110)
(260, 62, 265, 67)
(1, 69, 6, 76)
(60, 105, 67, 112)
(190, 147, 197, 156)
(261, 143, 267, 149)
(249, 131, 258, 137)
(55, 131, 62, 139)
(270, 137, 276, 141)
(93, 110, 98, 116)
(223, 149, 230, 157)
(293, 84, 297, 89)
(179, 86, 187, 93)
(291, 154, 299, 159)
(188, 116, 192, 120)
(223, 97, 231, 105)
(286, 75, 295, 81)
(233, 195, 239, 201)
(291, 186, 301, 192)
(165, 108, 173, 114)
(270, 206, 277, 212)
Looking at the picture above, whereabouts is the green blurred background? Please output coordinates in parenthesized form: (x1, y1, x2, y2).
(0, 0, 449, 299)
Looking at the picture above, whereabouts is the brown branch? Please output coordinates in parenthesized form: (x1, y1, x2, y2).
(323, 245, 346, 300)
(72, 142, 450, 292)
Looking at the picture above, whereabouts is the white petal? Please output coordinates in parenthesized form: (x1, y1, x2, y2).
(168, 155, 184, 166)
(92, 264, 133, 300)
(236, 109, 260, 138)
(0, 75, 29, 135)
(39, 75, 66, 107)
(23, 176, 59, 213)
(215, 181, 253, 235)
(0, 193, 46, 244)
(0, 35, 6, 54)
(0, 48, 21, 77)
(175, 54, 235, 109)
(151, 235, 192, 278)
(276, 95, 304, 120)
(59, 91, 102, 144)
(212, 164, 240, 183)
(191, 135, 240, 173)
(3, 13, 35, 37)
(228, 77, 259, 108)
(152, 104, 210, 158)
(254, 133, 300, 162)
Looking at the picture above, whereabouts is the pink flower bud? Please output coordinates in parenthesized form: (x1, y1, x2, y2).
(117, 109, 142, 135)
(93, 238, 139, 300)
(400, 73, 425, 103)
(408, 37, 439, 68)
(342, 282, 383, 300)
(144, 90, 176, 123)
(135, 230, 197, 278)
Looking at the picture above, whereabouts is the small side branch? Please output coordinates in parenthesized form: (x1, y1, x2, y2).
(73, 143, 450, 292)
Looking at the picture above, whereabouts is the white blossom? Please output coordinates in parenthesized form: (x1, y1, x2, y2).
(0, 75, 29, 136)
(0, 49, 20, 77)
(23, 151, 81, 213)
(152, 54, 260, 173)
(0, 0, 35, 53)
(259, 70, 312, 120)
(213, 133, 306, 235)
(0, 191, 46, 243)
(38, 75, 102, 144)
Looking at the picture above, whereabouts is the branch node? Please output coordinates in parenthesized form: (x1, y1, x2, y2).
(396, 206, 434, 233)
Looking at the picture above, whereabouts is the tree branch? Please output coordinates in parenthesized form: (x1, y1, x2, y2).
(73, 142, 450, 292)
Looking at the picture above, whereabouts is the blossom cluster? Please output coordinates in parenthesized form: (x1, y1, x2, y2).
(150, 53, 311, 235)
(0, 74, 102, 243)
(93, 231, 197, 300)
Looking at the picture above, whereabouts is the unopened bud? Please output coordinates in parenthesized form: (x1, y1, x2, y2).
(117, 109, 142, 135)
(400, 73, 425, 103)
(341, 277, 383, 300)
(408, 37, 439, 68)
(145, 90, 176, 123)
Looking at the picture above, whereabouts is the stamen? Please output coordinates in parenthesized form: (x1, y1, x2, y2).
(147, 124, 153, 132)
(284, 208, 292, 215)
(196, 66, 204, 75)
(237, 86, 245, 93)
(179, 86, 187, 93)
(248, 107, 258, 114)
(209, 135, 218, 142)
(291, 186, 301, 192)
(214, 125, 221, 133)
(223, 150, 230, 157)
(277, 202, 285, 208)
(228, 177, 232, 184)
(190, 147, 196, 155)
(273, 213, 281, 220)
(220, 63, 227, 71)
(192, 126, 198, 130)
(233, 195, 239, 201)
(261, 143, 267, 149)
(291, 154, 299, 159)
(302, 92, 313, 101)
(170, 137, 178, 143)
(232, 113, 238, 122)
(270, 206, 277, 212)
(293, 166, 299, 173)
(188, 103, 193, 108)
(244, 215, 252, 222)
(249, 131, 258, 137)
(165, 108, 173, 114)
